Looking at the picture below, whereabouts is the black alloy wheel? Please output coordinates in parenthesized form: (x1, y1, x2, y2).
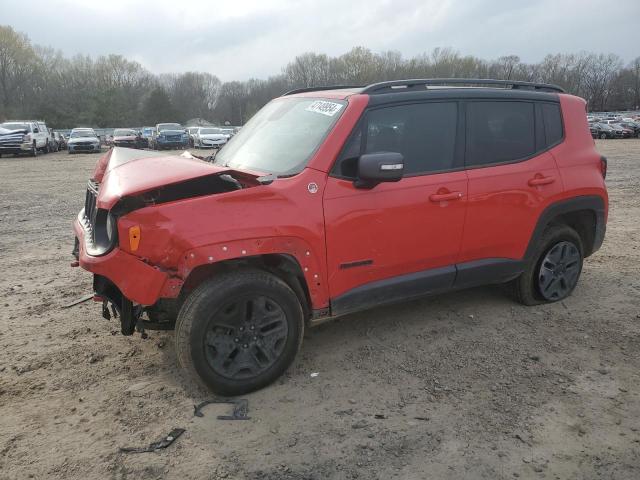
(537, 241, 582, 301)
(204, 295, 289, 380)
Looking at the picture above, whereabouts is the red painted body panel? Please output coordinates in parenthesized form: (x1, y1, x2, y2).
(324, 171, 468, 298)
(115, 168, 332, 307)
(458, 151, 563, 262)
(74, 220, 168, 305)
(552, 94, 608, 217)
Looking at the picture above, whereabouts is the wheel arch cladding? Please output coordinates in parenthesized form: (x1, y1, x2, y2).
(525, 195, 606, 260)
(181, 252, 313, 319)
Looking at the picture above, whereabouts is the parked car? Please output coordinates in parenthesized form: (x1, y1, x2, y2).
(139, 127, 154, 148)
(150, 123, 189, 150)
(54, 132, 67, 150)
(193, 127, 228, 149)
(72, 79, 607, 395)
(220, 128, 235, 140)
(0, 120, 49, 156)
(48, 128, 59, 152)
(187, 127, 199, 147)
(619, 120, 640, 138)
(68, 128, 102, 154)
(590, 122, 616, 139)
(605, 122, 633, 138)
(112, 128, 142, 149)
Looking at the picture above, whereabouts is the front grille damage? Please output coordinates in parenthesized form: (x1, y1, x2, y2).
(78, 180, 116, 256)
(83, 179, 99, 244)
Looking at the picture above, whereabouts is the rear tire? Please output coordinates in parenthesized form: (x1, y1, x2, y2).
(175, 269, 304, 395)
(599, 133, 607, 139)
(509, 225, 583, 306)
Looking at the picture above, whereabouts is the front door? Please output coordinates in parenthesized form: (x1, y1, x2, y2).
(323, 101, 468, 314)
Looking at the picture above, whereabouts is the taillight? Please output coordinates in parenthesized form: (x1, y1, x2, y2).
(600, 155, 607, 179)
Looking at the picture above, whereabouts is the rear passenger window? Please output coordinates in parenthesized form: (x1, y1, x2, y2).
(466, 101, 535, 166)
(363, 102, 458, 175)
(541, 103, 563, 146)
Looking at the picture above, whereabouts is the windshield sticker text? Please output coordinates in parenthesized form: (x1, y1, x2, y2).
(305, 101, 343, 117)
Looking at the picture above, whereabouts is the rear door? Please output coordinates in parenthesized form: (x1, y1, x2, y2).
(323, 101, 468, 312)
(456, 100, 564, 278)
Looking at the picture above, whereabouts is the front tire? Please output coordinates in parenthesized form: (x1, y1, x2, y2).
(599, 133, 607, 139)
(175, 269, 304, 396)
(509, 225, 583, 306)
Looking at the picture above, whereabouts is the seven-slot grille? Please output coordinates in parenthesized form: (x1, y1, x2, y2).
(83, 180, 100, 244)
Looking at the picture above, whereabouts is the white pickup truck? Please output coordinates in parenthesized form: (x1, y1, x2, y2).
(0, 120, 50, 157)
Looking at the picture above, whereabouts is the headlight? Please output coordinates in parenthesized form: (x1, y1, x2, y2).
(106, 212, 115, 243)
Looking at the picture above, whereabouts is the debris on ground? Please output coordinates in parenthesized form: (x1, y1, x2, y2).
(119, 428, 185, 454)
(61, 293, 93, 308)
(193, 399, 250, 420)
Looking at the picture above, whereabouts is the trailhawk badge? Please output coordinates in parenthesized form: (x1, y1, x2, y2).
(307, 182, 319, 194)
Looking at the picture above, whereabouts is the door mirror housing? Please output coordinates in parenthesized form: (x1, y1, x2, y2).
(355, 152, 404, 188)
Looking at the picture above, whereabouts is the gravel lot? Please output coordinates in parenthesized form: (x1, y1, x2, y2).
(1, 141, 639, 480)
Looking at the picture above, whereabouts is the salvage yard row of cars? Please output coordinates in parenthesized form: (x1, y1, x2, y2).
(0, 121, 240, 156)
(0, 120, 67, 156)
(588, 113, 640, 139)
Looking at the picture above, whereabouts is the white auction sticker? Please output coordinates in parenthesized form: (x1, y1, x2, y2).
(305, 100, 343, 117)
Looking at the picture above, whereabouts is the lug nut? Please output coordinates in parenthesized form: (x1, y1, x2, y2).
(234, 338, 239, 343)
(243, 344, 248, 349)
(253, 336, 257, 341)
(239, 327, 244, 332)
(250, 325, 254, 331)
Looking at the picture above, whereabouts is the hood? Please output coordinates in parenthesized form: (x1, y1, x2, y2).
(113, 135, 137, 141)
(157, 130, 185, 135)
(69, 136, 99, 144)
(0, 127, 28, 136)
(199, 133, 226, 140)
(94, 147, 265, 210)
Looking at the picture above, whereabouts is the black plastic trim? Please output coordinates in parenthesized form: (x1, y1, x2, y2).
(524, 195, 607, 259)
(362, 78, 565, 94)
(331, 266, 456, 317)
(455, 258, 524, 289)
(329, 257, 526, 318)
(367, 88, 560, 107)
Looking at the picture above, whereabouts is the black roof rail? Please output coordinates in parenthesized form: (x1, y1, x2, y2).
(361, 78, 565, 94)
(283, 85, 364, 96)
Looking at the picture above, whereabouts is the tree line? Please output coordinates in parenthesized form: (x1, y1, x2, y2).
(0, 25, 638, 128)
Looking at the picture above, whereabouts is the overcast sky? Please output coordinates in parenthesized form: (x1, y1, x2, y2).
(3, 0, 639, 81)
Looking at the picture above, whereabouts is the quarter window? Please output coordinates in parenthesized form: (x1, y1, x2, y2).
(541, 103, 563, 146)
(466, 101, 535, 166)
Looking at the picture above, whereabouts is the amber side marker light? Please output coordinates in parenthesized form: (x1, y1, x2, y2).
(129, 226, 141, 251)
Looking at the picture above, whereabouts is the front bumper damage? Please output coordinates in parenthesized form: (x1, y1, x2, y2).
(73, 220, 175, 335)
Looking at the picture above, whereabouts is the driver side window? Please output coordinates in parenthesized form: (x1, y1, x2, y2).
(333, 102, 458, 179)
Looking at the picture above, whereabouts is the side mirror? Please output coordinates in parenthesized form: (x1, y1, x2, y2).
(355, 152, 404, 188)
(33, 128, 39, 133)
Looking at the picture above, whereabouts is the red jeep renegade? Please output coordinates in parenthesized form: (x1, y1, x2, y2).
(73, 79, 608, 395)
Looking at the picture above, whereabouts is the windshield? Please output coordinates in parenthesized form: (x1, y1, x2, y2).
(214, 98, 346, 175)
(158, 123, 182, 131)
(114, 129, 136, 136)
(200, 128, 220, 134)
(71, 130, 96, 138)
(1, 123, 30, 131)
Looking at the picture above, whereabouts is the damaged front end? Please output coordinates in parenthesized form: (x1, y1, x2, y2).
(72, 148, 266, 336)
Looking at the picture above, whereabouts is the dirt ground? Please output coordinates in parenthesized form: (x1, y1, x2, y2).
(1, 140, 639, 480)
